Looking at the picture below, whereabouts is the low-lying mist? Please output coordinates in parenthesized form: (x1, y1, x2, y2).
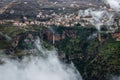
(0, 38, 82, 80)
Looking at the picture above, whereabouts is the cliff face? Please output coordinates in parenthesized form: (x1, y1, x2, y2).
(43, 29, 76, 42)
(0, 26, 120, 80)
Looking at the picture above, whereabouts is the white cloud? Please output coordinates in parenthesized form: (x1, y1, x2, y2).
(104, 0, 120, 12)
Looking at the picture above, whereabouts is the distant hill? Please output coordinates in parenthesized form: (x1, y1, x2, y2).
(0, 0, 12, 8)
(0, 0, 102, 19)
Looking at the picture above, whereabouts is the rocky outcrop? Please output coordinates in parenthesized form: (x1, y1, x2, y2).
(112, 33, 120, 41)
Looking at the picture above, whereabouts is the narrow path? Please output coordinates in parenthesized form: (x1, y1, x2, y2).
(0, 0, 16, 14)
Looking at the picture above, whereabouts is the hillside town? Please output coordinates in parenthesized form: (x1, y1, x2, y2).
(0, 8, 120, 27)
(0, 5, 120, 42)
